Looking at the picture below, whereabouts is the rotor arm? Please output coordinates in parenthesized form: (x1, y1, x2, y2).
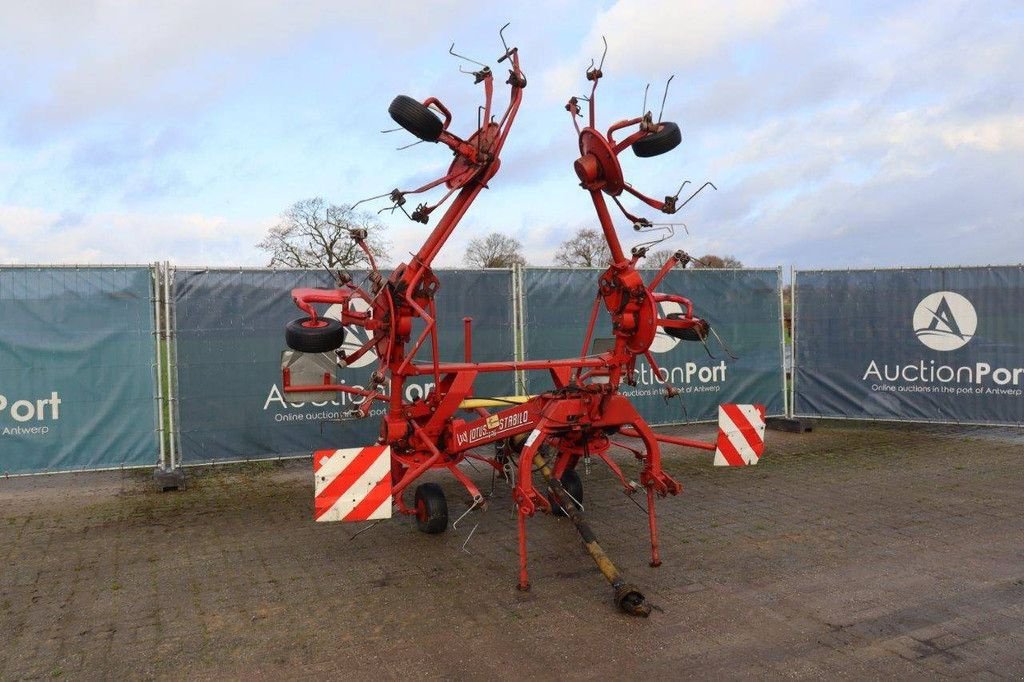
(565, 97, 583, 135)
(421, 97, 452, 132)
(648, 251, 691, 290)
(621, 182, 678, 214)
(652, 292, 694, 318)
(383, 167, 469, 223)
(290, 287, 376, 327)
(606, 116, 645, 148)
(610, 194, 649, 227)
(585, 37, 607, 128)
(490, 47, 526, 159)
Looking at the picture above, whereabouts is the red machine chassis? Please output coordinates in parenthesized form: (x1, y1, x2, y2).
(283, 33, 720, 593)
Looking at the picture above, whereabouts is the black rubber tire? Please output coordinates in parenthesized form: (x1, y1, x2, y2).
(389, 95, 443, 142)
(285, 317, 346, 353)
(632, 121, 681, 158)
(414, 483, 448, 534)
(550, 469, 583, 517)
(664, 313, 709, 342)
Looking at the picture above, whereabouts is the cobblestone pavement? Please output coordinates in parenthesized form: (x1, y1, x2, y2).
(1, 421, 1022, 680)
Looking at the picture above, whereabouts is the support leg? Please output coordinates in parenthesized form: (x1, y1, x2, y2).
(513, 424, 552, 592)
(517, 507, 530, 591)
(646, 485, 661, 567)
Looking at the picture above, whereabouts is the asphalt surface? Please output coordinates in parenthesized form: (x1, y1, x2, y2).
(1, 420, 1022, 679)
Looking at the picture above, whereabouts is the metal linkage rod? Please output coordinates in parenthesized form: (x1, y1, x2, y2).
(532, 452, 653, 616)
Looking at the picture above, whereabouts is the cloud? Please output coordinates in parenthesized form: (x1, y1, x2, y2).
(2, 0, 1022, 272)
(0, 0, 480, 134)
(695, 106, 1024, 267)
(0, 204, 272, 265)
(540, 0, 802, 102)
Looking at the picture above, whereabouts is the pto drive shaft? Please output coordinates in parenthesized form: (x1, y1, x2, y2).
(532, 453, 652, 616)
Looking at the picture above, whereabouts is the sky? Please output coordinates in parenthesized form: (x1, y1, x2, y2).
(1, 0, 1022, 269)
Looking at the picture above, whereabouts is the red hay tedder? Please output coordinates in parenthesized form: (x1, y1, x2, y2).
(281, 27, 766, 615)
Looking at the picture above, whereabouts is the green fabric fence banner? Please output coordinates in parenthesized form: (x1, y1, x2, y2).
(521, 267, 786, 424)
(171, 268, 516, 462)
(0, 266, 158, 474)
(793, 266, 1024, 425)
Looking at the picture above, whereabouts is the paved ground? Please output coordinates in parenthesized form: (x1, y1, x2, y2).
(1, 420, 1022, 680)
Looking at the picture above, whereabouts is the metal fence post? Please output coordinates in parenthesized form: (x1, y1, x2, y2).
(152, 263, 166, 470)
(790, 266, 797, 418)
(153, 261, 185, 490)
(513, 263, 527, 395)
(778, 267, 789, 419)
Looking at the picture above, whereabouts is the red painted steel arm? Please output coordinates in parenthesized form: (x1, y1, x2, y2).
(619, 427, 716, 452)
(406, 354, 611, 376)
(291, 288, 375, 327)
(606, 116, 643, 147)
(648, 253, 681, 290)
(652, 292, 694, 317)
(621, 182, 673, 212)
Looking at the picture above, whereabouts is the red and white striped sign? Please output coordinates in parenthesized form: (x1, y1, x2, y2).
(714, 404, 766, 467)
(313, 446, 392, 522)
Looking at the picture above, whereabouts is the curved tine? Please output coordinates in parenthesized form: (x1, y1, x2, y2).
(699, 333, 717, 360)
(672, 180, 691, 199)
(598, 35, 608, 71)
(642, 83, 650, 116)
(679, 181, 718, 209)
(393, 137, 421, 149)
(646, 221, 688, 234)
(351, 190, 393, 210)
(658, 75, 675, 123)
(499, 22, 511, 52)
(449, 42, 488, 69)
(587, 56, 595, 72)
(709, 324, 739, 360)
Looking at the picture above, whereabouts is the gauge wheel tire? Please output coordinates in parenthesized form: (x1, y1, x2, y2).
(389, 95, 443, 142)
(415, 483, 449, 534)
(632, 121, 681, 158)
(550, 469, 583, 517)
(285, 317, 346, 353)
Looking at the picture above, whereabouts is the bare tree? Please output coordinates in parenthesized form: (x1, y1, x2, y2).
(554, 228, 611, 267)
(644, 249, 677, 269)
(464, 232, 527, 268)
(256, 197, 390, 269)
(693, 254, 743, 268)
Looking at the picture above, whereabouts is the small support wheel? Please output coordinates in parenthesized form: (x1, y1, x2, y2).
(632, 121, 681, 158)
(414, 482, 448, 534)
(549, 469, 583, 517)
(389, 95, 443, 142)
(285, 317, 346, 353)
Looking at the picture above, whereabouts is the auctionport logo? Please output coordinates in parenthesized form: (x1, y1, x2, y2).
(913, 291, 976, 351)
(324, 298, 377, 368)
(651, 300, 684, 353)
(0, 391, 61, 436)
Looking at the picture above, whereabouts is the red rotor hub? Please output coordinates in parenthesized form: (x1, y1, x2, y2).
(575, 128, 624, 195)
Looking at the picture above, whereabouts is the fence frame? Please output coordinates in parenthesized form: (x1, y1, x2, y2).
(0, 262, 791, 475)
(791, 264, 1024, 428)
(164, 265, 520, 467)
(518, 265, 788, 427)
(0, 263, 165, 476)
